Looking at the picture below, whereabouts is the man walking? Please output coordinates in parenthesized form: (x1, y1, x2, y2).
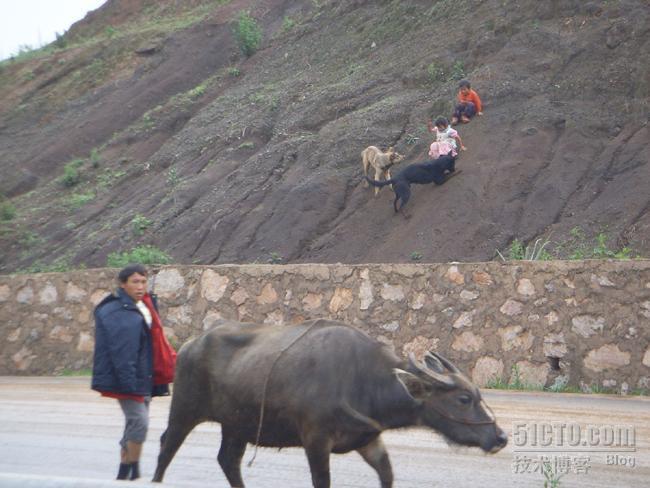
(91, 264, 176, 480)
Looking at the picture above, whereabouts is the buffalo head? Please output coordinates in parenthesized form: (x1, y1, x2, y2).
(396, 351, 507, 454)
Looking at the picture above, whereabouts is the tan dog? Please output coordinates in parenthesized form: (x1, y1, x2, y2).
(361, 146, 405, 196)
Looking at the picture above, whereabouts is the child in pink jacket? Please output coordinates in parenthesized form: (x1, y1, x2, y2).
(427, 116, 466, 159)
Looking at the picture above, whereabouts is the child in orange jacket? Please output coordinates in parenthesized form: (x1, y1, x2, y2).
(451, 79, 483, 125)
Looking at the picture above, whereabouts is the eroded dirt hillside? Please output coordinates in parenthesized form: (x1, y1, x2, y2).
(0, 0, 648, 272)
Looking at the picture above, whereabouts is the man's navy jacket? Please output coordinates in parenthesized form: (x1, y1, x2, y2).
(91, 288, 157, 396)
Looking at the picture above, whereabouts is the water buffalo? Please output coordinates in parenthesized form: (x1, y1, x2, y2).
(153, 319, 507, 487)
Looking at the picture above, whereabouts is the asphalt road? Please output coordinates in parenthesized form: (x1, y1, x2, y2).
(0, 377, 648, 487)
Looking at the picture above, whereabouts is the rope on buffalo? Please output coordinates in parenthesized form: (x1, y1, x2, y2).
(428, 398, 497, 425)
(247, 320, 322, 467)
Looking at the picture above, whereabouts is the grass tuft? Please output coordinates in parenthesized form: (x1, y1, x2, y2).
(107, 245, 172, 267)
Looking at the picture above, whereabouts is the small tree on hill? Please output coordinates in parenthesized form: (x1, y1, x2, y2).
(233, 10, 262, 57)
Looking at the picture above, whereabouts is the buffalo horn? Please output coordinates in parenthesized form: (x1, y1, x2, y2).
(408, 353, 454, 387)
(423, 352, 445, 373)
(428, 351, 461, 374)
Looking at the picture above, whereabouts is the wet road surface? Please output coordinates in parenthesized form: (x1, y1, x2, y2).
(0, 377, 648, 487)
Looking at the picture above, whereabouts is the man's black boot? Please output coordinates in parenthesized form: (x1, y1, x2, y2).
(116, 463, 131, 480)
(129, 461, 140, 480)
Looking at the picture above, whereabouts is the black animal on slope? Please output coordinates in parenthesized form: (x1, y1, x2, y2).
(365, 152, 457, 215)
(153, 318, 507, 488)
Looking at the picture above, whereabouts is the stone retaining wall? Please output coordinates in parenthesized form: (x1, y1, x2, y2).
(1, 261, 649, 393)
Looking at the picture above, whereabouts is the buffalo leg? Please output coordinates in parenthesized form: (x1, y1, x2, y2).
(217, 426, 247, 488)
(302, 432, 333, 488)
(357, 436, 393, 488)
(152, 419, 197, 482)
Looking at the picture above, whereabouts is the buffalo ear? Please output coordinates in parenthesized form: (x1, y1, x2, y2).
(394, 369, 427, 399)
